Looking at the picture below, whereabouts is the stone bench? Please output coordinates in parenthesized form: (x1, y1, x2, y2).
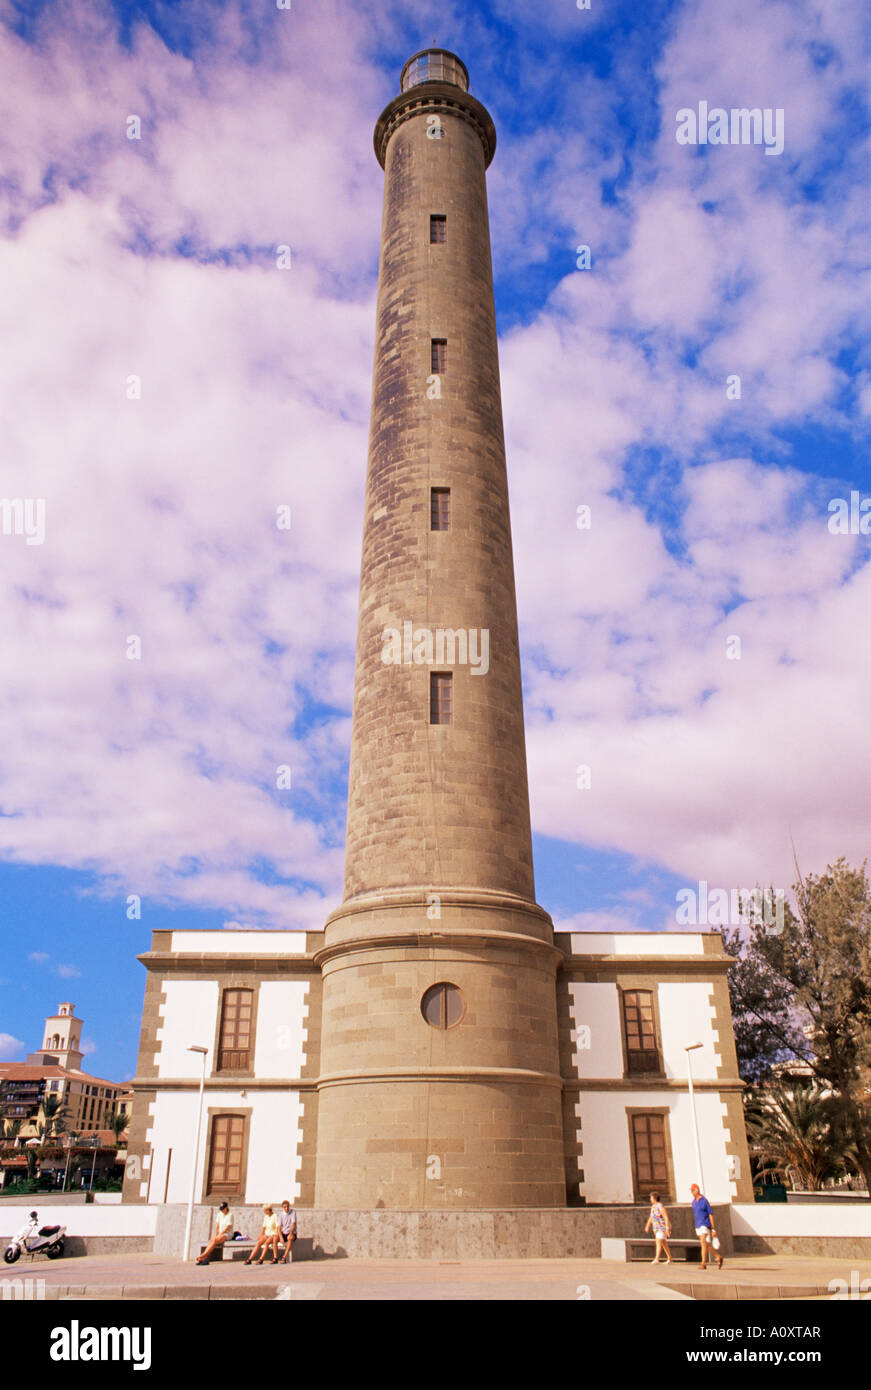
(601, 1236, 703, 1262)
(200, 1239, 298, 1263)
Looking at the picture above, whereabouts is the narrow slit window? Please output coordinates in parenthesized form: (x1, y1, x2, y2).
(431, 488, 451, 531)
(431, 339, 447, 374)
(430, 672, 452, 725)
(430, 214, 447, 244)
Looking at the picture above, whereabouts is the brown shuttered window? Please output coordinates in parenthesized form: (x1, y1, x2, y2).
(431, 339, 447, 374)
(623, 990, 659, 1073)
(431, 487, 451, 531)
(430, 672, 452, 725)
(207, 1113, 245, 1195)
(631, 1113, 669, 1190)
(218, 988, 253, 1070)
(430, 214, 447, 244)
(421, 983, 465, 1029)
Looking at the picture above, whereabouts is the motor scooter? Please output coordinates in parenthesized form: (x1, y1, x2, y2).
(3, 1211, 66, 1263)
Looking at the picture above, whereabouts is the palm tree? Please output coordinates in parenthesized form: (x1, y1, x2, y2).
(109, 1110, 128, 1145)
(38, 1095, 70, 1145)
(3, 1119, 22, 1146)
(746, 1081, 849, 1190)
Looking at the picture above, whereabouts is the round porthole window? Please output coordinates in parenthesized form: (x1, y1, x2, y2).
(421, 982, 465, 1029)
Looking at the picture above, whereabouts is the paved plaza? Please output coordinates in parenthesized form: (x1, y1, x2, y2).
(4, 1251, 868, 1301)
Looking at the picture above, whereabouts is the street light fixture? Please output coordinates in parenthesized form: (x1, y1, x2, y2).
(61, 1131, 80, 1193)
(182, 1045, 209, 1264)
(685, 1042, 705, 1193)
(87, 1131, 100, 1193)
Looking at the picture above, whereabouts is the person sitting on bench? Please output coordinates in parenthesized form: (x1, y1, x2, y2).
(279, 1200, 297, 1264)
(196, 1203, 232, 1264)
(245, 1206, 281, 1264)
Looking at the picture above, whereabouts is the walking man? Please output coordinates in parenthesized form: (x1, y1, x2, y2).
(690, 1183, 724, 1269)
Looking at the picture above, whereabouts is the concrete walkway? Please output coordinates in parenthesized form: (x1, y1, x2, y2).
(3, 1251, 868, 1300)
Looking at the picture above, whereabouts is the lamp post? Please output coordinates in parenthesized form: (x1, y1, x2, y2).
(685, 1042, 705, 1193)
(87, 1132, 100, 1192)
(182, 1045, 208, 1264)
(61, 1131, 79, 1192)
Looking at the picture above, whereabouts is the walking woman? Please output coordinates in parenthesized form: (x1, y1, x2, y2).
(644, 1190, 673, 1264)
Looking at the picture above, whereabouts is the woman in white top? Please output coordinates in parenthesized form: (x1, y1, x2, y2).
(246, 1205, 281, 1264)
(195, 1202, 233, 1265)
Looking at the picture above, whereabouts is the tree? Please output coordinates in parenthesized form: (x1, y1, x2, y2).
(109, 1110, 128, 1145)
(3, 1119, 22, 1145)
(727, 858, 871, 1195)
(723, 923, 801, 1084)
(745, 1082, 849, 1190)
(38, 1095, 70, 1145)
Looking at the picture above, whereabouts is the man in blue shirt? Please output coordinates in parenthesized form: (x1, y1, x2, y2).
(690, 1184, 724, 1269)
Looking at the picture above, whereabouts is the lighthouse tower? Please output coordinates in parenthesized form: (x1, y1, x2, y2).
(122, 47, 753, 1231)
(313, 50, 566, 1209)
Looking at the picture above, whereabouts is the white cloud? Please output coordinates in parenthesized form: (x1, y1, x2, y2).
(0, 1033, 24, 1061)
(0, 0, 866, 932)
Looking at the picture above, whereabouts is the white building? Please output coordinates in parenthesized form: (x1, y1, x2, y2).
(123, 926, 751, 1208)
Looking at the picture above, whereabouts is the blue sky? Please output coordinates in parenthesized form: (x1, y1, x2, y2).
(0, 0, 868, 1080)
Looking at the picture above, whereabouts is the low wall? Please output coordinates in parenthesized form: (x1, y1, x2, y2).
(155, 1203, 733, 1261)
(786, 1191, 869, 1204)
(1, 1200, 774, 1261)
(0, 1193, 93, 1205)
(732, 1201, 871, 1258)
(0, 1192, 123, 1206)
(0, 1203, 156, 1257)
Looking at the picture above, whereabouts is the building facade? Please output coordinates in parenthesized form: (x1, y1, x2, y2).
(122, 926, 751, 1207)
(123, 50, 752, 1214)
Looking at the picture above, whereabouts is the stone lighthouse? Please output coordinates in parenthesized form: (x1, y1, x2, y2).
(124, 49, 752, 1233)
(312, 49, 567, 1209)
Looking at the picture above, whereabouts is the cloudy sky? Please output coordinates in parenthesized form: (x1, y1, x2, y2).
(0, 0, 868, 1077)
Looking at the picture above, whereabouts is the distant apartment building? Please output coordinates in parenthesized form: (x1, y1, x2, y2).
(0, 1002, 129, 1137)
